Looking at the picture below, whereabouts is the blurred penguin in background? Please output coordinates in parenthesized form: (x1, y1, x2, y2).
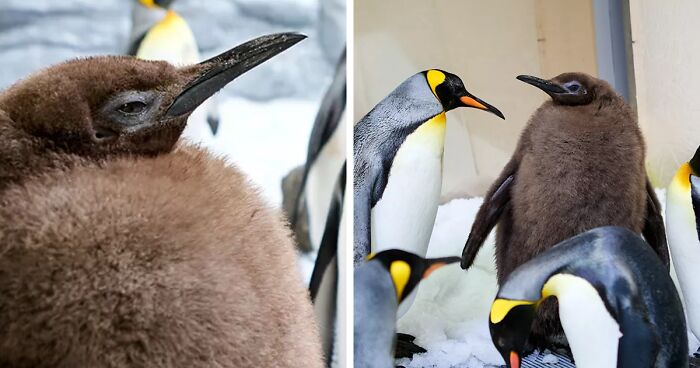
(127, 0, 220, 145)
(283, 49, 346, 367)
(666, 146, 700, 349)
(286, 49, 347, 251)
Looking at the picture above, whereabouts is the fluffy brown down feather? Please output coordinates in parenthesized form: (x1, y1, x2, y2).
(0, 54, 322, 367)
(487, 73, 657, 348)
(0, 147, 323, 367)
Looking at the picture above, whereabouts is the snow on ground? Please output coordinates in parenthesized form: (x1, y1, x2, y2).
(397, 191, 700, 367)
(202, 96, 317, 207)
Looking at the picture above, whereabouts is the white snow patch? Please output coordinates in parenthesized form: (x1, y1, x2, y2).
(297, 250, 317, 286)
(542, 353, 559, 364)
(206, 97, 317, 206)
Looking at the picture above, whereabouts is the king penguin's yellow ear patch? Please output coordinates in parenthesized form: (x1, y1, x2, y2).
(427, 70, 446, 98)
(139, 0, 157, 8)
(490, 299, 535, 324)
(390, 260, 411, 301)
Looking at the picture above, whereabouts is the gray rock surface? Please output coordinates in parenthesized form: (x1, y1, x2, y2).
(0, 0, 345, 101)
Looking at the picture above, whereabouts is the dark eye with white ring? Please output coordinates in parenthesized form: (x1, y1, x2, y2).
(117, 101, 148, 115)
(567, 83, 581, 92)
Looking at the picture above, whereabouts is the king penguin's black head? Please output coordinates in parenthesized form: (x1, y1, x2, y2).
(138, 0, 175, 9)
(368, 249, 460, 303)
(516, 72, 609, 106)
(0, 33, 304, 158)
(689, 146, 700, 175)
(489, 299, 537, 368)
(423, 69, 504, 119)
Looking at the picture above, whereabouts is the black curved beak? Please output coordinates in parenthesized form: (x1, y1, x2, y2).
(516, 75, 566, 94)
(460, 94, 505, 120)
(165, 32, 306, 118)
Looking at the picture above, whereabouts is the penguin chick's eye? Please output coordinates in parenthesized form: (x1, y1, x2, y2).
(118, 101, 148, 115)
(566, 82, 584, 93)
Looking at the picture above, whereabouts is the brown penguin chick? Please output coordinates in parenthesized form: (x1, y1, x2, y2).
(0, 33, 323, 367)
(461, 72, 668, 350)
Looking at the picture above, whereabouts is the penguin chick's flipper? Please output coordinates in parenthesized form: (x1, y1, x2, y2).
(461, 159, 518, 269)
(642, 179, 670, 268)
(395, 333, 427, 359)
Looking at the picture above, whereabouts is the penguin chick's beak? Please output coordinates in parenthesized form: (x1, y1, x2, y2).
(459, 94, 505, 120)
(165, 32, 306, 118)
(516, 75, 567, 95)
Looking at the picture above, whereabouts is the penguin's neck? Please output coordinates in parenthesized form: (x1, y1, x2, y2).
(667, 163, 696, 231)
(0, 125, 77, 192)
(400, 112, 447, 155)
(666, 163, 700, 336)
(542, 274, 621, 368)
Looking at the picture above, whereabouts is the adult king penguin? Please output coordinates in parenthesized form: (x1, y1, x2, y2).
(128, 0, 220, 142)
(291, 49, 347, 251)
(354, 69, 504, 269)
(490, 226, 687, 368)
(462, 72, 668, 349)
(354, 249, 460, 368)
(0, 34, 322, 367)
(666, 145, 700, 342)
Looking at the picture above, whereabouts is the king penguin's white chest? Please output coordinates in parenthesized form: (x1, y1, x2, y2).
(545, 274, 621, 368)
(371, 113, 446, 257)
(666, 165, 700, 336)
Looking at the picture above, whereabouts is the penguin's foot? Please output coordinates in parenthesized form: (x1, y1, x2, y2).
(525, 333, 572, 360)
(690, 350, 700, 368)
(394, 333, 427, 359)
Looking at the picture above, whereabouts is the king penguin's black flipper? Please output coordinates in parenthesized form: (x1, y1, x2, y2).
(461, 159, 518, 269)
(126, 33, 146, 56)
(309, 162, 346, 301)
(308, 163, 346, 366)
(642, 178, 670, 269)
(290, 49, 347, 231)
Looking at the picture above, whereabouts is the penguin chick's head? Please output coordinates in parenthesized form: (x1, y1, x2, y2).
(424, 69, 504, 119)
(0, 33, 304, 158)
(138, 0, 175, 9)
(368, 249, 460, 303)
(516, 72, 610, 106)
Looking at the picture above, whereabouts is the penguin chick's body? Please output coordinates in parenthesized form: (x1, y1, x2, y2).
(462, 73, 668, 347)
(354, 70, 504, 268)
(0, 148, 322, 368)
(490, 226, 687, 368)
(354, 250, 460, 368)
(666, 146, 700, 341)
(0, 33, 320, 367)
